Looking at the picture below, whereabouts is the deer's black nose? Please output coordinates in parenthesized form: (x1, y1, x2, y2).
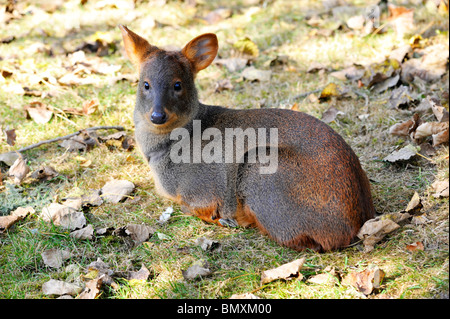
(151, 111, 167, 124)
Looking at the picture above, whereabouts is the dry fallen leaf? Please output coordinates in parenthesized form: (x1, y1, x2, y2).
(77, 277, 102, 299)
(101, 179, 135, 203)
(342, 266, 385, 295)
(41, 248, 72, 268)
(40, 203, 86, 230)
(362, 59, 401, 88)
(82, 98, 99, 115)
(358, 192, 420, 252)
(128, 264, 151, 281)
(401, 44, 449, 83)
(158, 207, 174, 225)
(214, 79, 233, 93)
(5, 128, 16, 146)
(70, 224, 94, 240)
(214, 57, 248, 73)
(82, 189, 104, 207)
(406, 241, 424, 252)
(30, 166, 58, 181)
(182, 260, 212, 281)
(24, 101, 53, 124)
(260, 257, 306, 285)
(42, 279, 83, 297)
(195, 237, 221, 252)
(0, 206, 35, 233)
(8, 154, 30, 184)
(383, 144, 419, 163)
(389, 113, 421, 137)
(329, 65, 365, 82)
(357, 218, 401, 252)
(388, 85, 418, 109)
(388, 4, 414, 38)
(241, 66, 271, 82)
(0, 151, 20, 166)
(431, 180, 449, 198)
(114, 224, 155, 246)
(413, 122, 449, 140)
(307, 272, 338, 286)
(321, 106, 344, 123)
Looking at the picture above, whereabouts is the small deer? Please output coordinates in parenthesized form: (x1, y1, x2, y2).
(120, 25, 375, 252)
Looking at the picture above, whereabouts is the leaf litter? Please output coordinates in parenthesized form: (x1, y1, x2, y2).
(1, 0, 448, 300)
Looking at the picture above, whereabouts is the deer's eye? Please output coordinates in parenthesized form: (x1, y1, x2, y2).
(174, 81, 182, 91)
(144, 81, 150, 90)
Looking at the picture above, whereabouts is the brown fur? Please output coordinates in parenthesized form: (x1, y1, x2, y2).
(120, 25, 376, 252)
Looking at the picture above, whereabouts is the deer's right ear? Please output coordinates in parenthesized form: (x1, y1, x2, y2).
(181, 33, 218, 74)
(119, 25, 157, 69)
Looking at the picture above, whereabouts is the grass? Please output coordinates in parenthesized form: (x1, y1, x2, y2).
(1, 0, 449, 300)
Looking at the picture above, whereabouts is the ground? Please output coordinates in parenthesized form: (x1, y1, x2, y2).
(0, 0, 448, 299)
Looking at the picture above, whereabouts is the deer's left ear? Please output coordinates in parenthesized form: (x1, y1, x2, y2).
(119, 25, 158, 69)
(181, 33, 218, 74)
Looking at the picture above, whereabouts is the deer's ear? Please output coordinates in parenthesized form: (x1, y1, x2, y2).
(119, 25, 157, 69)
(181, 33, 218, 73)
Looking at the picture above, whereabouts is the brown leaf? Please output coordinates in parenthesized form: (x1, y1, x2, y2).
(260, 258, 306, 285)
(388, 4, 414, 38)
(114, 224, 155, 246)
(401, 44, 449, 83)
(5, 129, 16, 146)
(8, 155, 30, 184)
(77, 278, 102, 299)
(30, 166, 58, 181)
(329, 65, 365, 81)
(406, 241, 424, 252)
(389, 113, 421, 136)
(307, 272, 338, 286)
(214, 79, 233, 92)
(431, 180, 449, 198)
(362, 59, 401, 88)
(24, 101, 53, 124)
(40, 203, 86, 230)
(321, 106, 344, 124)
(0, 152, 20, 166)
(405, 192, 423, 216)
(195, 237, 221, 252)
(41, 248, 72, 268)
(389, 44, 412, 63)
(82, 99, 99, 115)
(342, 266, 385, 295)
(70, 224, 94, 240)
(128, 264, 151, 281)
(413, 122, 449, 140)
(242, 66, 271, 82)
(214, 57, 248, 73)
(383, 144, 419, 163)
(432, 127, 449, 146)
(59, 130, 98, 152)
(203, 8, 231, 24)
(82, 189, 104, 207)
(1, 207, 35, 232)
(182, 260, 212, 281)
(101, 179, 135, 203)
(42, 279, 83, 297)
(357, 218, 401, 252)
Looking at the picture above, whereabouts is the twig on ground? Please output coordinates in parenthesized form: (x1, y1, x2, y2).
(10, 126, 125, 154)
